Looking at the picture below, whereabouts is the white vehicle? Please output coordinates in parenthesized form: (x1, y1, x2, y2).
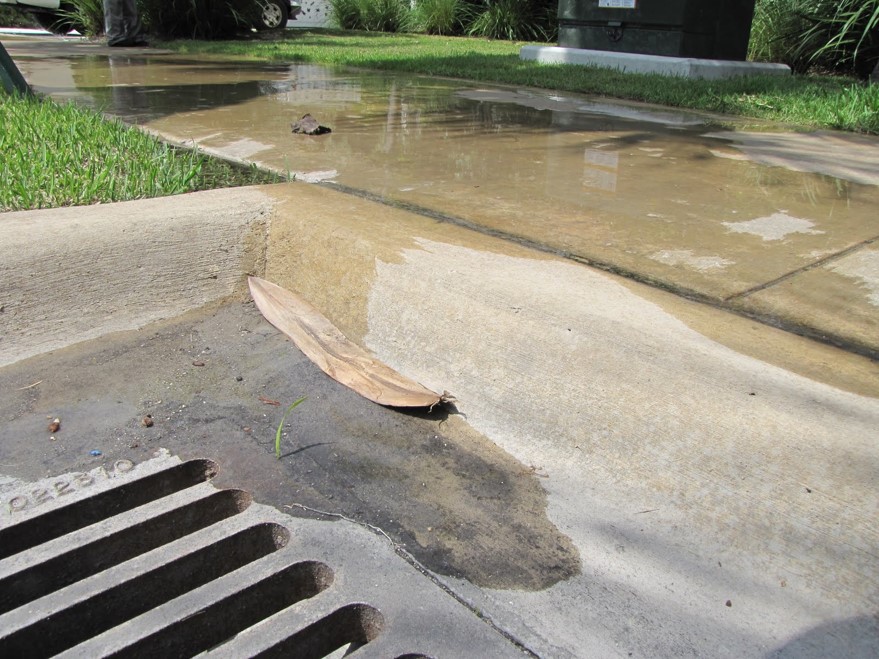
(0, 0, 78, 34)
(0, 0, 301, 34)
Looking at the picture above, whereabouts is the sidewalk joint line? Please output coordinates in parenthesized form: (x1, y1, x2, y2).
(724, 235, 879, 302)
(320, 181, 720, 301)
(318, 181, 879, 361)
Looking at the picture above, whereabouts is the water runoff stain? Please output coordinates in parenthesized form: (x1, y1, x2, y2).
(0, 302, 581, 592)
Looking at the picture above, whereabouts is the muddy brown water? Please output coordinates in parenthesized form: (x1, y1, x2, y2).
(10, 42, 879, 355)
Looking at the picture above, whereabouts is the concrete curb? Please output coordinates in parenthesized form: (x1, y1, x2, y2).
(0, 187, 272, 368)
(520, 45, 792, 79)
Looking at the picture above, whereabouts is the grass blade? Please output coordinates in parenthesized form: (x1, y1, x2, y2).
(275, 396, 307, 459)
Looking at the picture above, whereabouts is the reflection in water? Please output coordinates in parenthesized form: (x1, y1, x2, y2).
(72, 57, 296, 123)
(583, 149, 619, 192)
(17, 55, 879, 300)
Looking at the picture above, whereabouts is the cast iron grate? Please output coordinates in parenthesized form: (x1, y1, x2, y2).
(0, 452, 524, 658)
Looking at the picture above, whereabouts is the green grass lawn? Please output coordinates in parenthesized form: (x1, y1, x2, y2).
(166, 29, 879, 134)
(0, 93, 281, 212)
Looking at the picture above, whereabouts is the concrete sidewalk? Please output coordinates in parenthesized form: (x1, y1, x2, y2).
(4, 33, 877, 359)
(2, 35, 879, 657)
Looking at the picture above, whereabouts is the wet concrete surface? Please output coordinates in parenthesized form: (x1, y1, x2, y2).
(263, 182, 879, 399)
(2, 182, 878, 656)
(0, 299, 579, 591)
(5, 34, 879, 356)
(4, 34, 879, 657)
(259, 184, 879, 654)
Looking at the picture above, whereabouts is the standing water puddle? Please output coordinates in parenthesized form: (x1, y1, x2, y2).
(11, 44, 879, 347)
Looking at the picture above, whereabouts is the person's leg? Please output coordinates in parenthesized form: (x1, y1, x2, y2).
(120, 0, 146, 44)
(103, 0, 127, 46)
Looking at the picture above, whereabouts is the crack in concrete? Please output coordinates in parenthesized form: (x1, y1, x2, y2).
(725, 235, 879, 302)
(285, 503, 540, 658)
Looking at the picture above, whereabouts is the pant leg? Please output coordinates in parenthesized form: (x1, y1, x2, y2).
(120, 0, 145, 41)
(103, 0, 126, 45)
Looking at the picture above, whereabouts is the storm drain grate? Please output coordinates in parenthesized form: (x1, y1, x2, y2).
(0, 452, 524, 658)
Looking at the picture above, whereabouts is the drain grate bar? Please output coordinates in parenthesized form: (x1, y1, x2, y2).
(0, 483, 249, 614)
(58, 556, 337, 658)
(0, 523, 290, 657)
(0, 451, 526, 658)
(201, 590, 379, 658)
(0, 509, 285, 642)
(0, 458, 218, 559)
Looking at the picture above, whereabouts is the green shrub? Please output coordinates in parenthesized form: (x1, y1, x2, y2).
(59, 0, 106, 37)
(412, 0, 469, 35)
(748, 0, 810, 70)
(329, 0, 411, 32)
(750, 0, 879, 78)
(329, 0, 362, 29)
(466, 0, 548, 41)
(331, 0, 555, 39)
(138, 0, 261, 39)
(360, 0, 410, 31)
(796, 0, 879, 78)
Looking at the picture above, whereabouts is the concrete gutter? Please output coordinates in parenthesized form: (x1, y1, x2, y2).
(1, 182, 878, 657)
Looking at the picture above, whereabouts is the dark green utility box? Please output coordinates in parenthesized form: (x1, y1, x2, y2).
(558, 0, 756, 61)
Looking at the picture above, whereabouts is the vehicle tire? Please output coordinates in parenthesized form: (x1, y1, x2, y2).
(34, 12, 75, 35)
(256, 0, 288, 31)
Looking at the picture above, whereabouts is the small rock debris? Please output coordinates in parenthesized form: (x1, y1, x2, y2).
(291, 113, 332, 136)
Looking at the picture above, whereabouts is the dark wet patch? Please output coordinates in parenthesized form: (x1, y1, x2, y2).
(0, 302, 579, 591)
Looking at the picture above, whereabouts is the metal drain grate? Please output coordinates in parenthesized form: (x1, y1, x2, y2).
(0, 452, 524, 658)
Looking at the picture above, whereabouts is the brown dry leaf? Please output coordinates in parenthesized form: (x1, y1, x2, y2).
(249, 276, 453, 408)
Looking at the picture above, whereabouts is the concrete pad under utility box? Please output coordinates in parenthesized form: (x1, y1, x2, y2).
(520, 46, 791, 79)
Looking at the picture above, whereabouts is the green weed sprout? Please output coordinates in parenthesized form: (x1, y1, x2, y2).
(275, 397, 307, 459)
